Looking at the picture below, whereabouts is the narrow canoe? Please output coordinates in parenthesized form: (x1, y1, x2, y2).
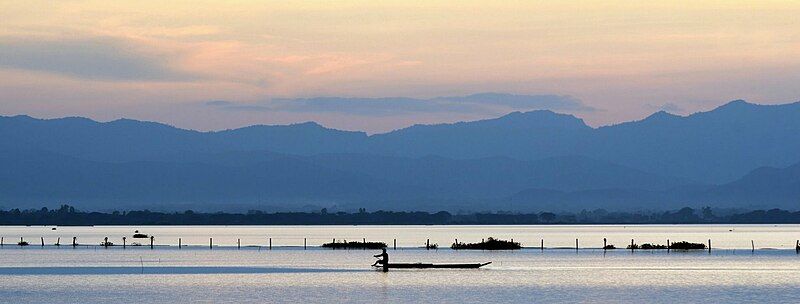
(374, 262, 491, 269)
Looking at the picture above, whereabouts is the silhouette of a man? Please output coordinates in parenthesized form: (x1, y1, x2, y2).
(372, 248, 389, 272)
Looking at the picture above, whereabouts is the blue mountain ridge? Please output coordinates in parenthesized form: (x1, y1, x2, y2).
(1, 99, 799, 211)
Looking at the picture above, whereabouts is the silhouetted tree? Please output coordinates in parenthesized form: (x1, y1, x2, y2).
(701, 206, 713, 220)
(539, 212, 556, 223)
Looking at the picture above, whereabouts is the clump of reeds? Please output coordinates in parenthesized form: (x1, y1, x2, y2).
(669, 241, 706, 250)
(627, 243, 667, 249)
(321, 240, 387, 249)
(641, 243, 668, 249)
(627, 241, 705, 250)
(451, 237, 521, 250)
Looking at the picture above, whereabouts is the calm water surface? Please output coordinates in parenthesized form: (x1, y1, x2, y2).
(0, 225, 799, 303)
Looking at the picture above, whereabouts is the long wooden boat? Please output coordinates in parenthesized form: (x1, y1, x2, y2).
(373, 262, 491, 269)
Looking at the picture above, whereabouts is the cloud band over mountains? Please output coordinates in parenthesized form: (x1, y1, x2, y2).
(0, 36, 195, 81)
(204, 93, 595, 116)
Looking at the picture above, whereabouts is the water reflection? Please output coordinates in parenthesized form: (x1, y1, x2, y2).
(0, 266, 369, 275)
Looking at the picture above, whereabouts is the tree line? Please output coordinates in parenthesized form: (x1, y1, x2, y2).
(1, 205, 800, 225)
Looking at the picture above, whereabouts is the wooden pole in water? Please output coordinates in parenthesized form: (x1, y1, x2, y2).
(575, 239, 579, 251)
(41, 237, 44, 247)
(73, 237, 77, 248)
(426, 239, 430, 250)
(603, 238, 607, 250)
(304, 238, 307, 250)
(150, 236, 154, 249)
(177, 238, 180, 249)
(667, 239, 670, 252)
(393, 239, 397, 250)
(1, 237, 4, 247)
(631, 239, 634, 252)
(123, 237, 126, 249)
(210, 238, 213, 250)
(238, 239, 241, 249)
(708, 239, 711, 253)
(104, 237, 108, 248)
(455, 239, 458, 246)
(541, 239, 544, 251)
(751, 240, 755, 253)
(20, 237, 23, 246)
(57, 237, 60, 246)
(269, 238, 272, 250)
(796, 240, 799, 254)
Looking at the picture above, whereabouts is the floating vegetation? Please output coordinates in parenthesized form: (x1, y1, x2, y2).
(321, 241, 387, 249)
(640, 243, 668, 249)
(627, 241, 705, 250)
(17, 241, 29, 246)
(603, 244, 616, 249)
(451, 237, 521, 250)
(132, 233, 149, 238)
(626, 243, 667, 249)
(100, 241, 114, 246)
(669, 241, 706, 250)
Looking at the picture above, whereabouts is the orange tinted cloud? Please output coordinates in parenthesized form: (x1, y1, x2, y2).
(1, 1, 799, 132)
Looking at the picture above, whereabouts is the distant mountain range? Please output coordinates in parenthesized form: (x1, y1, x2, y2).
(1, 99, 799, 212)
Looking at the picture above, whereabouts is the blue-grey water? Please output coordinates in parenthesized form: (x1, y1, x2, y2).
(1, 225, 799, 303)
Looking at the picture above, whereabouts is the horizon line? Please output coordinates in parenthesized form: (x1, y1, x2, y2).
(2, 98, 798, 136)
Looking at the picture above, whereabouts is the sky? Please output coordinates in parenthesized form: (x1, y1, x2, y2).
(1, 1, 799, 133)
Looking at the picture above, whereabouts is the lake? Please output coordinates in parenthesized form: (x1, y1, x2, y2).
(1, 225, 799, 303)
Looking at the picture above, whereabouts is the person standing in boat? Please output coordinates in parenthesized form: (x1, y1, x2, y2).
(372, 248, 389, 271)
